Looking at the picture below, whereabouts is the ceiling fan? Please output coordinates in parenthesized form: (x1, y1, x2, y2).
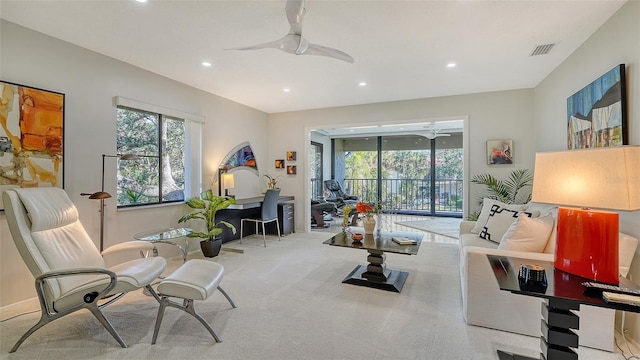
(228, 0, 354, 63)
(421, 124, 452, 140)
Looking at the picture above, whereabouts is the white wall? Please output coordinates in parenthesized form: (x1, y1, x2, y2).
(0, 20, 269, 307)
(533, 0, 640, 341)
(268, 89, 536, 232)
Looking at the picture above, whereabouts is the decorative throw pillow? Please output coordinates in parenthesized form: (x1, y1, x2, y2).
(498, 212, 554, 252)
(471, 198, 529, 234)
(478, 204, 537, 243)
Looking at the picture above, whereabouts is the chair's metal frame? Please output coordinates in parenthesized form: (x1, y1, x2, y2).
(10, 268, 161, 353)
(151, 286, 236, 344)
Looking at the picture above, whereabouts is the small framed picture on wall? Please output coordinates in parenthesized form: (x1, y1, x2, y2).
(286, 165, 296, 175)
(286, 151, 296, 161)
(275, 159, 284, 169)
(486, 140, 513, 165)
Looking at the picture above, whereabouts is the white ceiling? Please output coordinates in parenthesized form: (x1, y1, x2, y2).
(0, 0, 626, 114)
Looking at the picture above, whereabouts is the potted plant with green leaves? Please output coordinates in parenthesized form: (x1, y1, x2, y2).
(469, 169, 533, 220)
(178, 189, 236, 257)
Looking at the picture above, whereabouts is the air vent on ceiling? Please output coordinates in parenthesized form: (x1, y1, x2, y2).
(530, 44, 555, 56)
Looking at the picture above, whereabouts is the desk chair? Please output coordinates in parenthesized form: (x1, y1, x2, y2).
(3, 187, 167, 352)
(240, 189, 281, 247)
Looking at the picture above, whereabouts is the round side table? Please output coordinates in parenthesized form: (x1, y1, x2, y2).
(134, 227, 192, 263)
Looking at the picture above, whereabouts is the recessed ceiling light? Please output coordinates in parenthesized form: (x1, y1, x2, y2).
(201, 61, 212, 67)
(359, 82, 367, 87)
(136, 0, 147, 3)
(447, 63, 456, 68)
(283, 88, 291, 92)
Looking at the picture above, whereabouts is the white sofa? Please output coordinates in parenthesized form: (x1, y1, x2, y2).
(458, 201, 638, 351)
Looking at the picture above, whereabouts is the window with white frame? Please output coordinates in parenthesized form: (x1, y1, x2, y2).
(113, 97, 203, 208)
(116, 106, 187, 207)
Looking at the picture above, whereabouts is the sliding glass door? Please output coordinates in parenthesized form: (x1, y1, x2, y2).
(342, 137, 378, 203)
(310, 141, 323, 199)
(338, 134, 462, 216)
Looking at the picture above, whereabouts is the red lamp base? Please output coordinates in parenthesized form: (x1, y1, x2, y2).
(555, 207, 619, 285)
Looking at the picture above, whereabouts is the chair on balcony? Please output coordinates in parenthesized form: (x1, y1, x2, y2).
(311, 199, 337, 228)
(3, 187, 167, 352)
(323, 179, 358, 211)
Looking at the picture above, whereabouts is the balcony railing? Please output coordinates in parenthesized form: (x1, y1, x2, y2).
(311, 178, 463, 215)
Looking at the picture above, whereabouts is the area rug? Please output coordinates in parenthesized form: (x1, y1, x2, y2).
(395, 217, 462, 239)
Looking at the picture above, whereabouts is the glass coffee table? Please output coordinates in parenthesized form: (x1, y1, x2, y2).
(323, 228, 423, 293)
(134, 227, 192, 263)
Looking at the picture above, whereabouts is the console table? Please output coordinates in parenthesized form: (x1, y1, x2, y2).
(488, 255, 640, 360)
(323, 229, 423, 293)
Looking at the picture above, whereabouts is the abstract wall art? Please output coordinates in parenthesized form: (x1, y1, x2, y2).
(567, 64, 627, 149)
(220, 141, 258, 174)
(0, 81, 65, 210)
(486, 139, 513, 165)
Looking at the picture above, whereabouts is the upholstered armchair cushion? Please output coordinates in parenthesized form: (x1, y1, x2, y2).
(19, 187, 79, 231)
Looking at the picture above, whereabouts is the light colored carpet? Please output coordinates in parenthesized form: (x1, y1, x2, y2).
(0, 232, 625, 360)
(395, 217, 462, 239)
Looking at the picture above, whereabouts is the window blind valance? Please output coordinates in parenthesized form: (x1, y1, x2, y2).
(113, 96, 205, 123)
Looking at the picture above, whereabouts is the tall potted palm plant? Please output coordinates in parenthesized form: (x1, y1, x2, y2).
(178, 189, 236, 257)
(469, 169, 533, 220)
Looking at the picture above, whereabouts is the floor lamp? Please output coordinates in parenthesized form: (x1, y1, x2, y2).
(81, 153, 140, 252)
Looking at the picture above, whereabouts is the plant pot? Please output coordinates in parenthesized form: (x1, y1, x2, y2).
(200, 238, 223, 258)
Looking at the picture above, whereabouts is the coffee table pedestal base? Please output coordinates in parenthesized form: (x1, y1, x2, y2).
(342, 265, 408, 293)
(341, 248, 408, 293)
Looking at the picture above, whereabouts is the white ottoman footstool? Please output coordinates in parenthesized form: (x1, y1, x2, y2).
(151, 259, 236, 344)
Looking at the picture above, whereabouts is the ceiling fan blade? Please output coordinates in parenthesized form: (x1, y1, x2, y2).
(285, 0, 305, 35)
(420, 123, 452, 139)
(229, 0, 353, 63)
(303, 43, 354, 63)
(420, 130, 450, 140)
(227, 39, 284, 51)
(230, 34, 305, 55)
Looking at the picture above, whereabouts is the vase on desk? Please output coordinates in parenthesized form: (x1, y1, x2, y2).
(363, 216, 376, 234)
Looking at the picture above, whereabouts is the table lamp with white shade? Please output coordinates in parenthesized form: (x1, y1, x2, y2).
(531, 145, 640, 285)
(222, 172, 235, 197)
